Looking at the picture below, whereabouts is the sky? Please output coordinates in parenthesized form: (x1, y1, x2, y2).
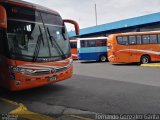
(24, 0, 160, 30)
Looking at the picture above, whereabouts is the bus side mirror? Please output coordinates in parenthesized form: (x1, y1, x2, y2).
(0, 6, 7, 29)
(63, 19, 80, 36)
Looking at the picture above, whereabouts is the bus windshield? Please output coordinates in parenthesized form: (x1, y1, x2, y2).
(6, 8, 70, 61)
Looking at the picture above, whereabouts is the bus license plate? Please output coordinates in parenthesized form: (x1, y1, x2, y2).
(48, 76, 57, 82)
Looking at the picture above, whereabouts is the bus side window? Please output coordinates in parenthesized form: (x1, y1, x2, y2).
(70, 42, 73, 48)
(129, 36, 136, 45)
(137, 35, 142, 44)
(117, 37, 123, 45)
(142, 35, 150, 44)
(84, 41, 88, 47)
(96, 40, 101, 46)
(89, 40, 96, 47)
(117, 36, 128, 45)
(74, 42, 77, 48)
(81, 41, 89, 48)
(122, 36, 128, 45)
(101, 40, 106, 46)
(158, 34, 160, 44)
(81, 41, 85, 47)
(70, 42, 77, 48)
(150, 34, 157, 44)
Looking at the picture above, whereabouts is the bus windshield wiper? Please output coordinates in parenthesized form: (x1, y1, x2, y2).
(32, 26, 44, 62)
(47, 27, 66, 59)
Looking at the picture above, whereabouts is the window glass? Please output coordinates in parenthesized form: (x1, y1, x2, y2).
(7, 5, 41, 22)
(7, 20, 50, 57)
(70, 42, 77, 48)
(129, 36, 136, 45)
(41, 13, 63, 25)
(122, 36, 128, 45)
(88, 40, 96, 47)
(101, 40, 106, 46)
(7, 11, 70, 58)
(117, 37, 123, 45)
(80, 41, 88, 47)
(42, 12, 70, 58)
(96, 40, 102, 46)
(5, 4, 71, 61)
(158, 34, 160, 44)
(96, 39, 106, 46)
(150, 35, 157, 44)
(137, 35, 142, 44)
(142, 35, 150, 44)
(117, 36, 128, 45)
(80, 41, 85, 47)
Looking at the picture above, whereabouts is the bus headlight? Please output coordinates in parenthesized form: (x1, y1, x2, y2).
(8, 66, 34, 75)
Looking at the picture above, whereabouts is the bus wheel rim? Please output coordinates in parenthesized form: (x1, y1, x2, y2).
(101, 56, 106, 62)
(142, 57, 149, 64)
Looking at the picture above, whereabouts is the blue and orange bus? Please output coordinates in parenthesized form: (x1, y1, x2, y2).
(77, 37, 108, 62)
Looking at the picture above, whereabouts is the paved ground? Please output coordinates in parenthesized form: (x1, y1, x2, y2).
(0, 99, 18, 113)
(0, 61, 160, 119)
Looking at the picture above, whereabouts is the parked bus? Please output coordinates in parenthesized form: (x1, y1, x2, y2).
(107, 31, 160, 64)
(0, 0, 79, 91)
(77, 37, 108, 62)
(70, 40, 78, 60)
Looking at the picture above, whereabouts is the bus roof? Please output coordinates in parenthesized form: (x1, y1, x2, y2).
(110, 30, 160, 37)
(77, 37, 108, 41)
(0, 0, 60, 15)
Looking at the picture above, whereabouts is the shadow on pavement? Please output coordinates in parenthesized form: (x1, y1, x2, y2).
(112, 62, 139, 66)
(0, 84, 68, 102)
(80, 61, 108, 64)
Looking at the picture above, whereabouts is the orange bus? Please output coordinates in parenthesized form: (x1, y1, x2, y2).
(107, 31, 160, 64)
(70, 40, 78, 60)
(0, 0, 79, 91)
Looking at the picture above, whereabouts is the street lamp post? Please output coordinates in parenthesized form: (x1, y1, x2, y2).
(95, 4, 98, 26)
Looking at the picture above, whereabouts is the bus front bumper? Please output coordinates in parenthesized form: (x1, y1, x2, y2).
(9, 65, 73, 91)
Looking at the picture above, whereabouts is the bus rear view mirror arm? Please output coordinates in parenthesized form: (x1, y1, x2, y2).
(63, 19, 80, 36)
(0, 5, 7, 29)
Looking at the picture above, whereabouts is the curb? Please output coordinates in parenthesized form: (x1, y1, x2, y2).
(0, 97, 94, 120)
(0, 97, 55, 120)
(141, 63, 160, 67)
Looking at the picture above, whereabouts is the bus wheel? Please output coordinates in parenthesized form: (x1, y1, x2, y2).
(99, 55, 107, 62)
(140, 55, 150, 64)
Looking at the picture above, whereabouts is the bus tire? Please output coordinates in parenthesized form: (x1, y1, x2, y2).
(140, 55, 151, 64)
(99, 55, 107, 62)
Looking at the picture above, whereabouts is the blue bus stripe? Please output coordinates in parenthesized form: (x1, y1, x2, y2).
(78, 52, 107, 61)
(78, 47, 107, 53)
